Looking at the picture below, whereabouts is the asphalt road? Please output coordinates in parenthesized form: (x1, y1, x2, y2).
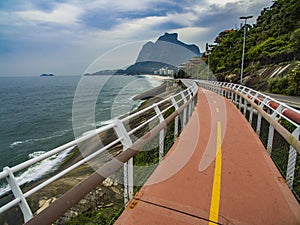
(263, 92, 300, 109)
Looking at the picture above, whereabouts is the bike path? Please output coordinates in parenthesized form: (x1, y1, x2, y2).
(115, 88, 300, 225)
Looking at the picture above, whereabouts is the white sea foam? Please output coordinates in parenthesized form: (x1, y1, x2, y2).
(96, 119, 113, 127)
(9, 141, 23, 147)
(28, 151, 46, 159)
(78, 119, 113, 138)
(0, 146, 74, 196)
(9, 129, 71, 149)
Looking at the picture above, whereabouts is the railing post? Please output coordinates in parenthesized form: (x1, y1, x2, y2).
(193, 84, 198, 110)
(171, 96, 179, 139)
(256, 98, 268, 136)
(154, 105, 165, 162)
(267, 125, 275, 155)
(249, 93, 258, 125)
(229, 89, 233, 101)
(4, 167, 33, 222)
(243, 90, 251, 116)
(113, 119, 133, 204)
(181, 92, 187, 128)
(267, 106, 283, 154)
(187, 89, 193, 117)
(222, 87, 225, 97)
(286, 127, 300, 189)
(234, 89, 238, 105)
(239, 87, 246, 111)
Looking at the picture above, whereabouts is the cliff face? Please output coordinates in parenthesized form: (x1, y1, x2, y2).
(136, 33, 201, 66)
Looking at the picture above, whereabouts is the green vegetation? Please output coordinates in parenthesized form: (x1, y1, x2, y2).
(205, 0, 300, 94)
(65, 207, 123, 225)
(268, 62, 300, 95)
(61, 147, 79, 166)
(174, 69, 190, 79)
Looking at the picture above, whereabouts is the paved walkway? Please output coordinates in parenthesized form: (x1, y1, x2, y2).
(115, 88, 300, 225)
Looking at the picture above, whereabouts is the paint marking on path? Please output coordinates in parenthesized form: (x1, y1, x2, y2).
(209, 121, 222, 224)
(216, 108, 219, 113)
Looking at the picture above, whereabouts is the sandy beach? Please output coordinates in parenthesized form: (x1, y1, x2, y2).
(140, 74, 173, 81)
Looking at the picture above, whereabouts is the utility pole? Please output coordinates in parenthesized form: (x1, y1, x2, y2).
(240, 15, 253, 84)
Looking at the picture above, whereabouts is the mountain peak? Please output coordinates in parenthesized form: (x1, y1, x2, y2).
(158, 33, 178, 42)
(136, 32, 201, 66)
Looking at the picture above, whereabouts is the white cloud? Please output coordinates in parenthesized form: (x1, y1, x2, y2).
(205, 0, 240, 5)
(0, 0, 274, 75)
(170, 27, 210, 51)
(87, 0, 171, 12)
(167, 12, 197, 27)
(15, 3, 83, 26)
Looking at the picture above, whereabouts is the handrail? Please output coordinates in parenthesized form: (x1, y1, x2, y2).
(0, 81, 199, 223)
(24, 87, 198, 225)
(205, 81, 300, 126)
(198, 80, 300, 194)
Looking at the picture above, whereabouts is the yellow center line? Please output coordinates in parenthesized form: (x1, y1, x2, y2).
(216, 108, 219, 113)
(209, 121, 222, 225)
(213, 100, 216, 104)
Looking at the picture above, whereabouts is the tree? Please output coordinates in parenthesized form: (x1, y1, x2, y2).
(288, 62, 300, 95)
(174, 69, 189, 79)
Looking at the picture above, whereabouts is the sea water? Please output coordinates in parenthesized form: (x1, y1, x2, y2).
(0, 75, 161, 195)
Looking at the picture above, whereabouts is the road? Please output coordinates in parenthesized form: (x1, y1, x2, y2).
(263, 92, 300, 109)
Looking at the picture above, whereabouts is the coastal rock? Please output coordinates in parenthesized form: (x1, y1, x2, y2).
(37, 197, 56, 214)
(136, 33, 201, 64)
(103, 177, 118, 187)
(124, 32, 201, 75)
(40, 73, 55, 77)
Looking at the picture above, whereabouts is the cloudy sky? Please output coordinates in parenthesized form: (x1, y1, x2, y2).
(0, 0, 273, 76)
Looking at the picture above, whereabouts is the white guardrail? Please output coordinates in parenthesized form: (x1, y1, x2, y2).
(198, 80, 300, 193)
(0, 82, 199, 223)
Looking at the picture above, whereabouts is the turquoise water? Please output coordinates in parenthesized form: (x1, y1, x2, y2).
(0, 75, 161, 193)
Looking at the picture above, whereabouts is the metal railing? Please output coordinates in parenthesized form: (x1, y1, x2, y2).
(0, 82, 199, 224)
(198, 80, 300, 199)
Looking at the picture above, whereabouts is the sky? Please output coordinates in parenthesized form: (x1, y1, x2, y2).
(0, 0, 273, 76)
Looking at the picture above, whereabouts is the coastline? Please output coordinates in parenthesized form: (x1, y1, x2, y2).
(141, 74, 173, 81)
(0, 78, 183, 225)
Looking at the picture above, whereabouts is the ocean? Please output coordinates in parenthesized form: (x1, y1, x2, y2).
(0, 75, 161, 195)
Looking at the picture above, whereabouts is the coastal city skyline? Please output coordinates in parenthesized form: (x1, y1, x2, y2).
(0, 0, 273, 76)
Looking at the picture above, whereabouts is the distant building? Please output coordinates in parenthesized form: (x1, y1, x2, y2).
(178, 63, 187, 70)
(189, 56, 202, 65)
(154, 67, 174, 76)
(178, 56, 202, 70)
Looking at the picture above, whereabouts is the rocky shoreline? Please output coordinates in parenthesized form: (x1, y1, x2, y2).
(0, 79, 184, 225)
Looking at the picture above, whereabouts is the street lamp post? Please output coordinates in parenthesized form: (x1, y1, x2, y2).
(206, 43, 214, 81)
(240, 15, 253, 84)
(207, 52, 210, 81)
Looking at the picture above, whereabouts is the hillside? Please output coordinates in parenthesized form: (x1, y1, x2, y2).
(205, 0, 300, 95)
